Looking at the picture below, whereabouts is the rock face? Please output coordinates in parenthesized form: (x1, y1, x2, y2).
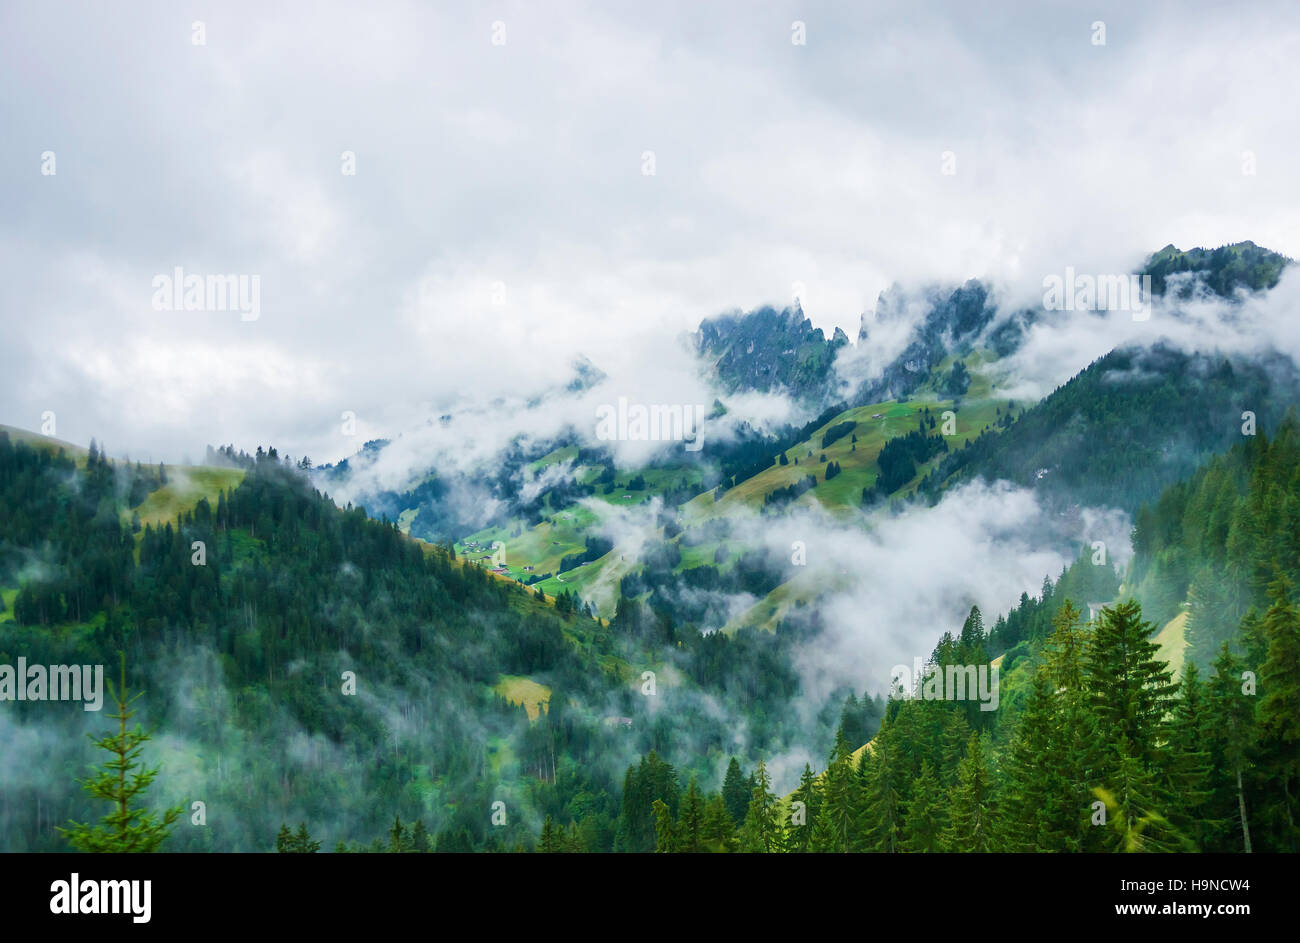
(852, 279, 1001, 404)
(691, 286, 1011, 409)
(692, 303, 848, 404)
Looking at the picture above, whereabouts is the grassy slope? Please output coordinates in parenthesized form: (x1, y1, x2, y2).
(714, 361, 1013, 633)
(1152, 610, 1188, 681)
(447, 356, 1017, 628)
(493, 675, 552, 721)
(128, 466, 246, 529)
(0, 423, 88, 460)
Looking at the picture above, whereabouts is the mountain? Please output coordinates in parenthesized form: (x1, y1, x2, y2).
(9, 241, 1298, 855)
(692, 304, 848, 404)
(920, 344, 1300, 513)
(1142, 240, 1290, 298)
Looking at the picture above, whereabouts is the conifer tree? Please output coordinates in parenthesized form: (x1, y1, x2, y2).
(722, 756, 750, 826)
(1255, 581, 1300, 851)
(1085, 600, 1176, 771)
(942, 734, 995, 852)
(808, 800, 841, 853)
(700, 795, 737, 853)
(786, 763, 820, 853)
(862, 738, 903, 852)
(902, 760, 945, 853)
(996, 673, 1058, 852)
(1207, 643, 1256, 852)
(275, 822, 320, 852)
(738, 760, 782, 853)
(388, 814, 409, 852)
(411, 818, 430, 852)
(1164, 662, 1217, 849)
(677, 778, 705, 853)
(1094, 735, 1190, 853)
(538, 815, 560, 853)
(651, 799, 677, 853)
(58, 654, 182, 853)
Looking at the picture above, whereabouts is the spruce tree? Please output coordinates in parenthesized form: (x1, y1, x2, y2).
(410, 818, 430, 852)
(58, 654, 182, 853)
(1207, 643, 1256, 852)
(862, 738, 903, 852)
(677, 778, 705, 853)
(786, 763, 820, 853)
(1255, 581, 1300, 850)
(942, 734, 995, 852)
(1164, 662, 1217, 849)
(1085, 600, 1176, 771)
(1095, 735, 1190, 853)
(651, 799, 677, 853)
(722, 757, 750, 826)
(538, 815, 560, 853)
(996, 673, 1058, 852)
(902, 760, 944, 852)
(738, 760, 781, 853)
(700, 795, 737, 853)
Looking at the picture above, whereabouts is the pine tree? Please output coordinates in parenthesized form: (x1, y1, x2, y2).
(996, 672, 1058, 852)
(276, 823, 321, 853)
(651, 799, 677, 852)
(738, 760, 781, 853)
(786, 763, 820, 853)
(1094, 735, 1191, 853)
(411, 818, 430, 852)
(1085, 600, 1177, 771)
(388, 815, 409, 852)
(58, 654, 182, 852)
(942, 734, 995, 852)
(808, 800, 841, 853)
(1255, 580, 1300, 850)
(861, 738, 903, 852)
(677, 778, 705, 853)
(722, 757, 750, 826)
(1164, 662, 1217, 849)
(1207, 643, 1256, 852)
(902, 760, 944, 852)
(538, 815, 560, 853)
(700, 795, 737, 853)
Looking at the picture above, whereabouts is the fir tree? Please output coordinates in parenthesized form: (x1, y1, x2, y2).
(738, 760, 781, 853)
(1255, 580, 1300, 850)
(411, 818, 430, 852)
(1207, 643, 1256, 852)
(786, 763, 820, 853)
(700, 795, 737, 853)
(677, 778, 705, 853)
(722, 757, 750, 826)
(861, 739, 903, 853)
(942, 734, 995, 852)
(651, 799, 677, 853)
(58, 654, 182, 853)
(902, 760, 944, 853)
(1095, 736, 1190, 853)
(1164, 662, 1217, 849)
(1085, 600, 1176, 771)
(538, 815, 560, 853)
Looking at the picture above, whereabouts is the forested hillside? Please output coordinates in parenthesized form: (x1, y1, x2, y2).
(593, 424, 1300, 854)
(920, 345, 1300, 513)
(0, 431, 867, 852)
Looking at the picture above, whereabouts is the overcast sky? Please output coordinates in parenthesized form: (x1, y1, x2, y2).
(2, 0, 1298, 464)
